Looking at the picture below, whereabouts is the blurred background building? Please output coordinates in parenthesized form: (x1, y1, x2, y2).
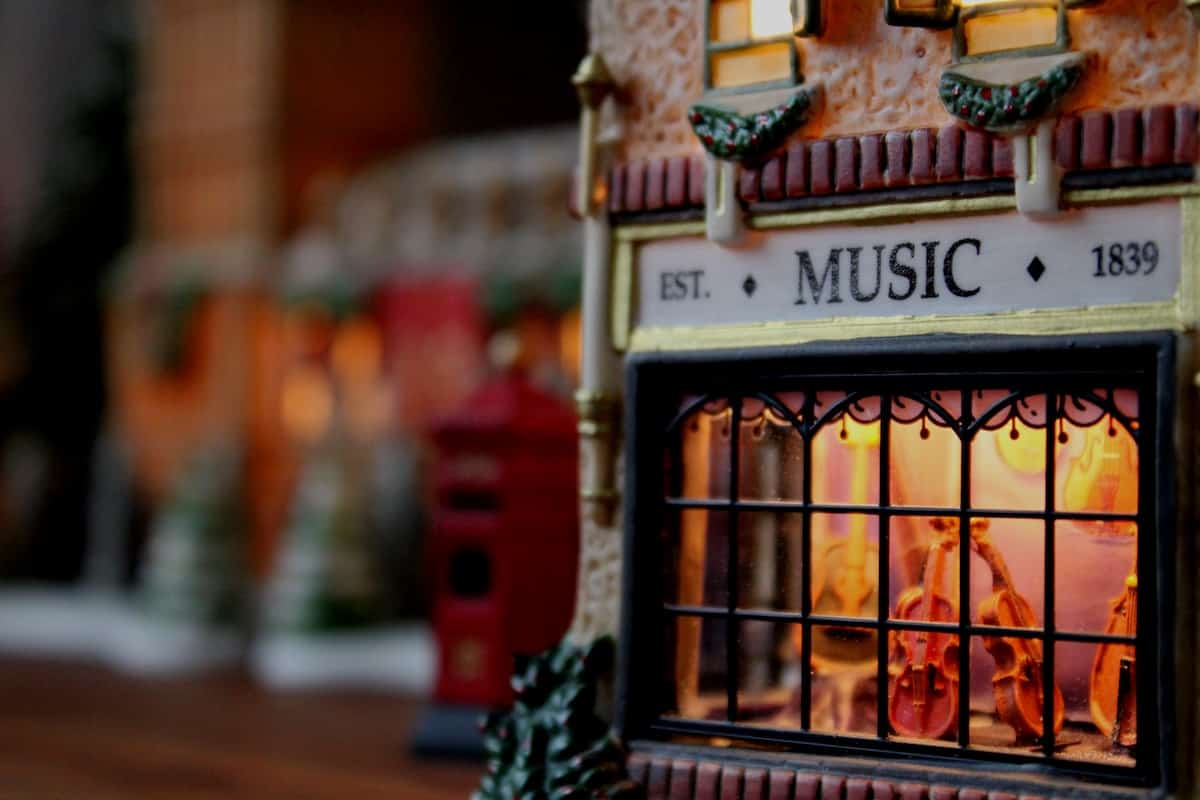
(0, 1, 588, 793)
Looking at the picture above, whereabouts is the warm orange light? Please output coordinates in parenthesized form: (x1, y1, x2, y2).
(281, 364, 333, 443)
(331, 317, 382, 385)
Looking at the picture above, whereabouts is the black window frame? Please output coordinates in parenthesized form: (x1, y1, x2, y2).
(618, 333, 1177, 791)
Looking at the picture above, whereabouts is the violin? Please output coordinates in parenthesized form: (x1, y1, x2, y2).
(810, 419, 879, 663)
(973, 526, 1065, 744)
(887, 518, 959, 740)
(1089, 560, 1138, 749)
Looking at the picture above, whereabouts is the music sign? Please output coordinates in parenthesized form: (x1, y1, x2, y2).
(636, 201, 1182, 329)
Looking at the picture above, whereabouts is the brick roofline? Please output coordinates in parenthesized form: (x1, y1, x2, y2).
(574, 104, 1198, 218)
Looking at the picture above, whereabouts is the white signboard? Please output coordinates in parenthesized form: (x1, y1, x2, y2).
(636, 201, 1181, 328)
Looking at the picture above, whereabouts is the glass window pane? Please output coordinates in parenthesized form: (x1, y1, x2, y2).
(890, 395, 960, 510)
(963, 8, 1058, 56)
(1057, 413, 1139, 519)
(665, 615, 730, 722)
(750, 0, 793, 39)
(738, 620, 803, 728)
(1055, 521, 1137, 635)
(811, 624, 877, 735)
(811, 512, 879, 625)
(1056, 641, 1136, 766)
(737, 511, 804, 612)
(668, 401, 731, 500)
(665, 508, 730, 608)
(739, 404, 804, 501)
(887, 631, 960, 744)
(970, 517, 1045, 632)
(812, 404, 881, 507)
(710, 41, 792, 89)
(966, 635, 1054, 754)
(710, 0, 750, 42)
(888, 516, 961, 625)
(972, 418, 1047, 511)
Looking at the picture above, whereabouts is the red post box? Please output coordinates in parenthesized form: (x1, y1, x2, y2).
(414, 371, 578, 754)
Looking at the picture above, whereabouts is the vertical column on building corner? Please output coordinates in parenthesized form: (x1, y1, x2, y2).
(570, 53, 624, 642)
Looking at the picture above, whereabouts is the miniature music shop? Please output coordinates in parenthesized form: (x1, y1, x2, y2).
(484, 1, 1200, 799)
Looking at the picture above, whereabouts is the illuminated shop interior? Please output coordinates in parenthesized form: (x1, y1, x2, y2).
(657, 381, 1142, 768)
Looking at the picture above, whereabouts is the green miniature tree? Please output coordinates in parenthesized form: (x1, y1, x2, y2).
(475, 636, 641, 800)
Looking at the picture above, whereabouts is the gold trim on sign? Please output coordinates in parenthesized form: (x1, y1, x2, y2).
(629, 302, 1183, 353)
(608, 183, 1200, 353)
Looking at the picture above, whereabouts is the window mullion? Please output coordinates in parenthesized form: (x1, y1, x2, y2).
(957, 389, 972, 748)
(726, 397, 743, 724)
(876, 393, 892, 740)
(1043, 391, 1059, 756)
(799, 392, 815, 732)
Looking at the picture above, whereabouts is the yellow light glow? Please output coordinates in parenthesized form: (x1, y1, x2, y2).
(281, 364, 333, 443)
(331, 317, 382, 385)
(963, 8, 1057, 55)
(750, 0, 793, 39)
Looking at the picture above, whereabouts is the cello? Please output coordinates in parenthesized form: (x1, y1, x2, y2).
(972, 526, 1065, 744)
(888, 518, 960, 740)
(1089, 558, 1138, 749)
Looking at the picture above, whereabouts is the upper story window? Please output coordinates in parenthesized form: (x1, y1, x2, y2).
(885, 0, 1096, 62)
(705, 0, 822, 94)
(623, 342, 1167, 785)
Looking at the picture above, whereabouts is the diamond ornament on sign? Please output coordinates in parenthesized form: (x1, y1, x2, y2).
(742, 275, 758, 297)
(1026, 256, 1047, 282)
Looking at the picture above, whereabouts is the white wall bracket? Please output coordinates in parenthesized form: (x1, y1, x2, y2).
(705, 155, 744, 245)
(1013, 119, 1063, 216)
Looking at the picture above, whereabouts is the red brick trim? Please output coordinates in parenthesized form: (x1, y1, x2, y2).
(580, 103, 1199, 218)
(631, 753, 1071, 800)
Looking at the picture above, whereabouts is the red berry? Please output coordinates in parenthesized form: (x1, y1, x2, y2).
(981, 88, 992, 100)
(703, 134, 713, 145)
(1009, 85, 1020, 97)
(690, 111, 702, 124)
(1004, 103, 1015, 115)
(960, 104, 969, 114)
(1037, 79, 1047, 89)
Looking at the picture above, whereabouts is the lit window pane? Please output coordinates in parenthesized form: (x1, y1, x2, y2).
(963, 8, 1057, 55)
(750, 0, 793, 39)
(1057, 641, 1136, 766)
(710, 0, 750, 42)
(710, 41, 792, 88)
(738, 620, 804, 728)
(665, 615, 730, 722)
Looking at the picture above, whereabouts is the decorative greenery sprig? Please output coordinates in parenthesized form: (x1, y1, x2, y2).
(688, 89, 813, 164)
(939, 63, 1082, 132)
(474, 636, 641, 800)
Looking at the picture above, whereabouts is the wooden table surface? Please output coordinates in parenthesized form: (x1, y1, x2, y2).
(0, 656, 481, 799)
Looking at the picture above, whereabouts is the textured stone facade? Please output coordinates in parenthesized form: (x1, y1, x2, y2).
(589, 0, 1199, 164)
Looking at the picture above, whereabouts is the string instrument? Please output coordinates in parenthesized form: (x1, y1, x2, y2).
(887, 519, 960, 740)
(972, 526, 1065, 744)
(1089, 558, 1138, 749)
(1062, 420, 1138, 537)
(810, 419, 879, 663)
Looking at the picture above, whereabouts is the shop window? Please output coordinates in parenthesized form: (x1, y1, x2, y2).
(705, 0, 821, 94)
(628, 349, 1162, 781)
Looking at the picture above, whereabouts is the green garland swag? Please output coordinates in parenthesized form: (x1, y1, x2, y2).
(474, 636, 641, 800)
(688, 89, 812, 164)
(939, 63, 1081, 132)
